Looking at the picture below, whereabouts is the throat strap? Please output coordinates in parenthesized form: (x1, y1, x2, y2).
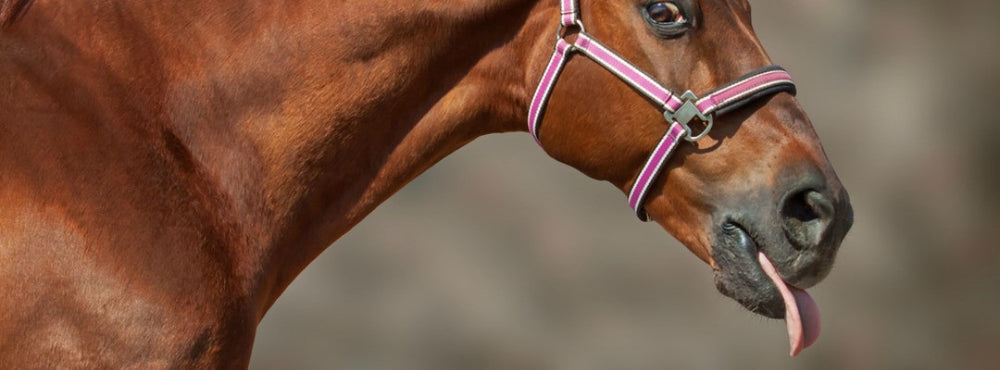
(560, 0, 579, 26)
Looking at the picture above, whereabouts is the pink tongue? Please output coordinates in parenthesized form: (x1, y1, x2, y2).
(757, 252, 821, 357)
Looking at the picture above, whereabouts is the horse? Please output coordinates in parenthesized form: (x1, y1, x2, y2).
(0, 0, 852, 367)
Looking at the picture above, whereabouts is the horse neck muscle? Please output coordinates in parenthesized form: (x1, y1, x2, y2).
(2, 0, 548, 314)
(251, 0, 549, 312)
(172, 0, 546, 313)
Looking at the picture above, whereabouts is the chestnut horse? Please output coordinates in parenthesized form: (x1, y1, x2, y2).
(0, 0, 852, 367)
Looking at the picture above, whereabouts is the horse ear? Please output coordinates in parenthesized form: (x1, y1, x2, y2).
(0, 0, 33, 28)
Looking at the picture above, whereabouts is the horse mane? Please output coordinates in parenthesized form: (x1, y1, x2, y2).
(0, 0, 33, 28)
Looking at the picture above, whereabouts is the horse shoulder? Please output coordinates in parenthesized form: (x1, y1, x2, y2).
(0, 171, 256, 366)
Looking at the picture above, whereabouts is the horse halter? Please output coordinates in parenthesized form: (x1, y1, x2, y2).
(529, 0, 797, 221)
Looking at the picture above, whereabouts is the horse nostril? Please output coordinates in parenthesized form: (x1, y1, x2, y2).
(781, 189, 834, 250)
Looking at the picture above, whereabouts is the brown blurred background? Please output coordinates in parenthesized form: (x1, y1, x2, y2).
(251, 1, 1000, 369)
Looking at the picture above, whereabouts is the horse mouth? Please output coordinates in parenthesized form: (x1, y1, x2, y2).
(711, 222, 822, 356)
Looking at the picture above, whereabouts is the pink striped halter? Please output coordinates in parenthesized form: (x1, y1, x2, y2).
(529, 0, 796, 221)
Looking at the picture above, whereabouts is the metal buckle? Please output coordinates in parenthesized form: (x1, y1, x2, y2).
(663, 91, 713, 142)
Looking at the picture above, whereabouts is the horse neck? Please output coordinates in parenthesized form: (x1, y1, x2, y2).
(244, 0, 557, 314)
(5, 0, 553, 314)
(192, 0, 552, 313)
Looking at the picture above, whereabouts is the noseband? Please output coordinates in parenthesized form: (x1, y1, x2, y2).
(529, 0, 796, 221)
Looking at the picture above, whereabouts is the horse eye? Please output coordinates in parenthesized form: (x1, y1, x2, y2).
(646, 2, 685, 24)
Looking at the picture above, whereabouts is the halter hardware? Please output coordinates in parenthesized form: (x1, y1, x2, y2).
(664, 91, 714, 142)
(555, 19, 585, 41)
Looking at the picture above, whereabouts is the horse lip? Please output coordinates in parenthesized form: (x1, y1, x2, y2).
(722, 221, 757, 254)
(712, 221, 786, 319)
(726, 221, 811, 289)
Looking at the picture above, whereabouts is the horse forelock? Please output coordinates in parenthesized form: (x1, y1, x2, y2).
(0, 0, 32, 28)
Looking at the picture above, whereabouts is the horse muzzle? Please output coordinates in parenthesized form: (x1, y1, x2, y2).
(709, 168, 852, 355)
(712, 167, 852, 315)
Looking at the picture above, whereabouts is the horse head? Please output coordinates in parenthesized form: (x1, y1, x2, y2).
(522, 0, 853, 355)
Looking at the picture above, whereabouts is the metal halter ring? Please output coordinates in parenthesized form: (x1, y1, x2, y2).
(663, 91, 714, 142)
(555, 19, 586, 41)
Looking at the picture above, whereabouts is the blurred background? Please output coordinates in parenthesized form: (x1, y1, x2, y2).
(251, 1, 1000, 369)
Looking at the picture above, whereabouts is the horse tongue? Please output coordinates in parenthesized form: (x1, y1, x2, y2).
(757, 252, 821, 357)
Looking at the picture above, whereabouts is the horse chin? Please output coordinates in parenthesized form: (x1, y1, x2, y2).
(710, 222, 786, 318)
